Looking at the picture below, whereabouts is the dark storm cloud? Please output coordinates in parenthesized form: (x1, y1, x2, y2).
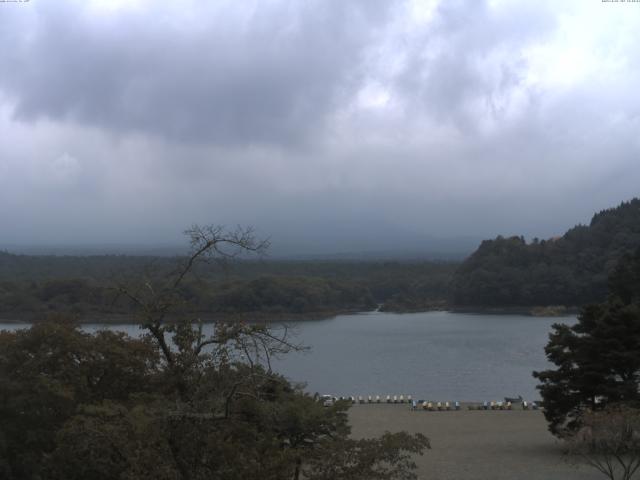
(1, 0, 390, 146)
(1, 0, 639, 250)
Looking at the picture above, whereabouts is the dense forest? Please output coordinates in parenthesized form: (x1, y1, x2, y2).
(0, 227, 429, 479)
(5, 198, 640, 319)
(452, 199, 640, 307)
(0, 253, 456, 321)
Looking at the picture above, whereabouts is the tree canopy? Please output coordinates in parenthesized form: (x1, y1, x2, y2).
(533, 247, 640, 436)
(452, 198, 640, 307)
(0, 225, 429, 479)
(0, 252, 455, 321)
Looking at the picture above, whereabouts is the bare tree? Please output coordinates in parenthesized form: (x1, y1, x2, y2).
(112, 225, 300, 397)
(568, 405, 640, 480)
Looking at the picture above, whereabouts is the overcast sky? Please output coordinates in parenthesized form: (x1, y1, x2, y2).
(1, 0, 639, 254)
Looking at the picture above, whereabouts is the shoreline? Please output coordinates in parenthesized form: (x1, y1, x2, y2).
(0, 309, 368, 325)
(448, 305, 580, 317)
(0, 305, 579, 325)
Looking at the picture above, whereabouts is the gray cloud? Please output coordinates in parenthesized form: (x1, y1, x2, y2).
(2, 0, 389, 147)
(1, 0, 639, 252)
(394, 0, 555, 132)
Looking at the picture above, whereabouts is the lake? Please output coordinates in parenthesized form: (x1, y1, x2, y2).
(0, 311, 573, 401)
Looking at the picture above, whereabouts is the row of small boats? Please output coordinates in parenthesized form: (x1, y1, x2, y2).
(417, 400, 541, 410)
(415, 401, 461, 411)
(337, 395, 413, 404)
(466, 400, 541, 410)
(320, 395, 542, 411)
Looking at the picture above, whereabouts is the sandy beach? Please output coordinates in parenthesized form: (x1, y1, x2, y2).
(349, 404, 603, 480)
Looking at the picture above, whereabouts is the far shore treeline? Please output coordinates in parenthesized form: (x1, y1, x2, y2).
(0, 255, 455, 321)
(1, 198, 640, 321)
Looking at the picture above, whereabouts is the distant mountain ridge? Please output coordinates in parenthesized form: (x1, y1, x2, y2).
(451, 198, 640, 307)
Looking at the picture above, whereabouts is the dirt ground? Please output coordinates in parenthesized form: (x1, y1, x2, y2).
(348, 404, 604, 480)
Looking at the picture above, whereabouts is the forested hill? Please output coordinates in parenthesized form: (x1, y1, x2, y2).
(451, 198, 640, 307)
(0, 253, 456, 321)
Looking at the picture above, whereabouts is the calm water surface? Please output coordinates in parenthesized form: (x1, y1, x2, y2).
(0, 311, 573, 401)
(271, 311, 573, 401)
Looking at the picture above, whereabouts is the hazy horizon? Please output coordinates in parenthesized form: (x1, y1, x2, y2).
(0, 232, 482, 259)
